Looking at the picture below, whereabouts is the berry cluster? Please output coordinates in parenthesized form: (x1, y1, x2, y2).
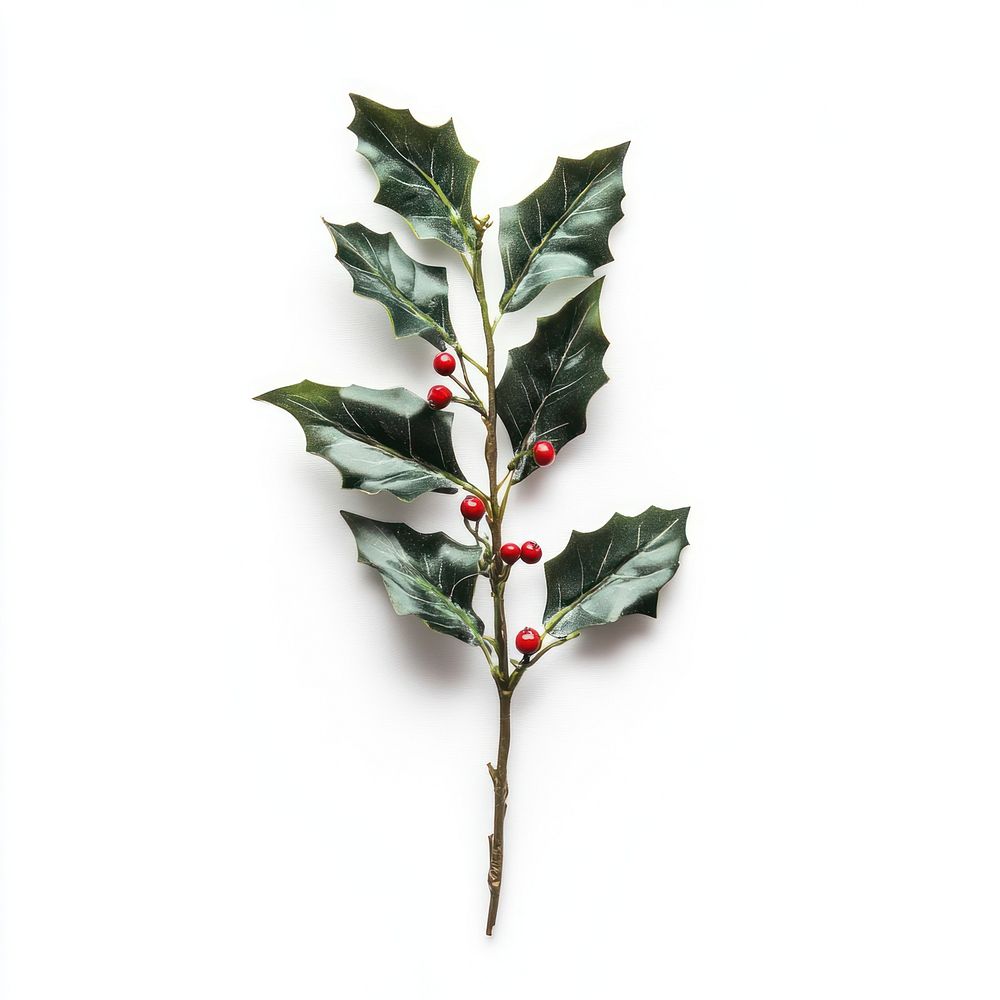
(426, 353, 456, 410)
(460, 497, 543, 563)
(427, 356, 556, 469)
(438, 336, 556, 659)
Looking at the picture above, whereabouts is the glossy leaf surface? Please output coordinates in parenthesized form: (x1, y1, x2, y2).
(342, 511, 485, 645)
(496, 279, 609, 483)
(544, 506, 689, 637)
(256, 381, 466, 501)
(498, 143, 628, 313)
(348, 94, 478, 253)
(325, 221, 456, 350)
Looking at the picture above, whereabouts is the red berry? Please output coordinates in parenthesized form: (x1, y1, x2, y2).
(515, 627, 541, 655)
(427, 385, 453, 409)
(500, 542, 521, 564)
(520, 541, 542, 564)
(460, 495, 486, 521)
(533, 440, 555, 466)
(433, 352, 457, 376)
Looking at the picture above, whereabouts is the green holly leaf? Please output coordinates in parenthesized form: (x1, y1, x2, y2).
(544, 507, 689, 637)
(348, 94, 478, 253)
(498, 142, 628, 313)
(256, 381, 468, 502)
(341, 511, 485, 645)
(325, 221, 456, 350)
(496, 279, 609, 483)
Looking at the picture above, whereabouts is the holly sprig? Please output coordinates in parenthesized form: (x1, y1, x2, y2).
(257, 94, 690, 935)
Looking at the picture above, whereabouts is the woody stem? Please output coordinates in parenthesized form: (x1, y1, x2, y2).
(471, 215, 512, 936)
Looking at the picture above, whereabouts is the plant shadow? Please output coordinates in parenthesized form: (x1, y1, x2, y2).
(545, 580, 687, 678)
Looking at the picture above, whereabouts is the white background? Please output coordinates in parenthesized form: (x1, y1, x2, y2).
(2, 1, 999, 996)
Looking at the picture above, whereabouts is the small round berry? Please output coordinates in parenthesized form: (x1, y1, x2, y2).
(515, 627, 541, 655)
(533, 440, 555, 466)
(460, 495, 486, 521)
(433, 352, 457, 376)
(427, 385, 453, 410)
(500, 542, 522, 564)
(520, 541, 543, 564)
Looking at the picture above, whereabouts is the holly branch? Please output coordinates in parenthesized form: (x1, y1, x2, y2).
(257, 94, 690, 935)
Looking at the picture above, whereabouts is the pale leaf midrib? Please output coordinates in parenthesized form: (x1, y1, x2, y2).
(283, 394, 463, 488)
(544, 517, 681, 631)
(500, 157, 618, 312)
(366, 117, 475, 251)
(334, 230, 452, 342)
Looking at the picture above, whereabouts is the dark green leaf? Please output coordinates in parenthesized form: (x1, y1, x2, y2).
(325, 221, 456, 350)
(544, 507, 689, 637)
(498, 143, 628, 313)
(348, 94, 478, 253)
(256, 381, 468, 501)
(496, 279, 609, 483)
(341, 511, 485, 645)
